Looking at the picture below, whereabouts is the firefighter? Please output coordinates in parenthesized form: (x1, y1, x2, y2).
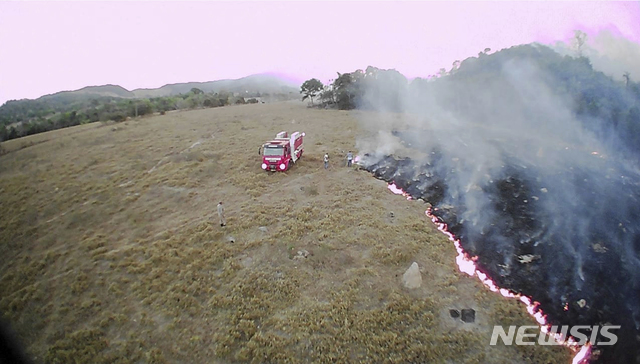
(346, 151, 353, 167)
(323, 153, 329, 169)
(217, 201, 226, 227)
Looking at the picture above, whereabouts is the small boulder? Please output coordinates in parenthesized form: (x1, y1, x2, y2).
(293, 249, 310, 261)
(461, 309, 476, 323)
(227, 236, 235, 243)
(402, 262, 422, 289)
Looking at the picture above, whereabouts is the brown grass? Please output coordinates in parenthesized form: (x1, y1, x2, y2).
(0, 102, 571, 363)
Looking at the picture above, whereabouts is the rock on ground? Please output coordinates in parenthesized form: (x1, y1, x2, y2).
(402, 262, 422, 289)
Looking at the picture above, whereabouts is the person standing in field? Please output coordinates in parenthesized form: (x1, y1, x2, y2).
(217, 201, 226, 227)
(346, 151, 353, 167)
(323, 153, 329, 169)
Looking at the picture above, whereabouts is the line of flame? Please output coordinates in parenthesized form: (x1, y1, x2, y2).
(386, 183, 591, 363)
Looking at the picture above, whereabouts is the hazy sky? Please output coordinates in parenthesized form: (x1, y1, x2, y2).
(1, 1, 639, 104)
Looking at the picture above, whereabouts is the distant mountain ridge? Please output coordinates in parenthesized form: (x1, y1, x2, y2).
(39, 84, 135, 102)
(38, 74, 300, 102)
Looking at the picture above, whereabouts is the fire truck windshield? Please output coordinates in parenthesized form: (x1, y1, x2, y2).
(263, 146, 284, 157)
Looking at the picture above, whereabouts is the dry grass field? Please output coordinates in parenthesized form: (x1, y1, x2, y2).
(0, 102, 570, 363)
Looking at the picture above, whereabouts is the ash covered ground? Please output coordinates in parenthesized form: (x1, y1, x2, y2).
(360, 140, 640, 363)
(354, 47, 640, 363)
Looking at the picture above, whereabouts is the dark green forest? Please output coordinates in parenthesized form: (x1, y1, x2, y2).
(0, 89, 278, 142)
(303, 43, 640, 155)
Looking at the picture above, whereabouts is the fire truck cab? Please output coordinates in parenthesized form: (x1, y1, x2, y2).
(260, 131, 304, 172)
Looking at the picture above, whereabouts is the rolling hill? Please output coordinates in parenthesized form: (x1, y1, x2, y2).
(36, 73, 299, 103)
(131, 73, 299, 98)
(39, 84, 135, 102)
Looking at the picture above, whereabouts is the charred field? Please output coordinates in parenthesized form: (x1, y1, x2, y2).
(0, 102, 572, 363)
(360, 132, 640, 363)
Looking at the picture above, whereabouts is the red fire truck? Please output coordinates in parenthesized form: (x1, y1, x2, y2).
(260, 131, 305, 172)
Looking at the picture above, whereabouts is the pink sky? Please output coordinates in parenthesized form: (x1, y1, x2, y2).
(1, 1, 639, 104)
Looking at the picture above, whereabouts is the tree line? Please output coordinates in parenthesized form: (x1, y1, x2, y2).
(300, 43, 640, 155)
(0, 88, 272, 142)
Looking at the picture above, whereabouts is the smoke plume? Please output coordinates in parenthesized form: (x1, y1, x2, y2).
(553, 29, 640, 83)
(357, 44, 640, 363)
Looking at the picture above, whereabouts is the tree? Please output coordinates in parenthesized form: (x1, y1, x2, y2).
(333, 72, 354, 109)
(319, 85, 335, 107)
(451, 60, 461, 74)
(572, 30, 587, 58)
(218, 91, 230, 104)
(0, 125, 8, 142)
(360, 67, 407, 111)
(332, 71, 365, 110)
(136, 100, 153, 116)
(300, 79, 324, 105)
(7, 126, 17, 140)
(623, 72, 630, 88)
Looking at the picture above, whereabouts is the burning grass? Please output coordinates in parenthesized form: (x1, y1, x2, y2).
(0, 103, 570, 362)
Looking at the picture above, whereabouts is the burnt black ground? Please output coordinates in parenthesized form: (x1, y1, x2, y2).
(361, 152, 640, 364)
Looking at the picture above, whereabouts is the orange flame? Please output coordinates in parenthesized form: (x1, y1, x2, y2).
(387, 182, 591, 361)
(572, 343, 591, 364)
(388, 183, 413, 200)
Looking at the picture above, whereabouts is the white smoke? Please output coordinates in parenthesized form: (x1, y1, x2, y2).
(552, 29, 640, 83)
(356, 43, 640, 306)
(356, 42, 640, 362)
